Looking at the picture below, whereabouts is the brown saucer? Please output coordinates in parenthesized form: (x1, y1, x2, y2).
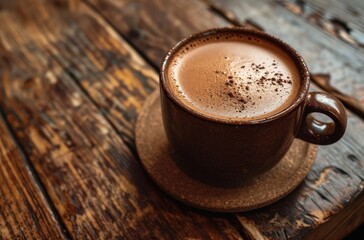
(136, 91, 317, 212)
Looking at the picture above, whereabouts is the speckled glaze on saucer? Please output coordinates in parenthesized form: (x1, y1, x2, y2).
(136, 91, 317, 212)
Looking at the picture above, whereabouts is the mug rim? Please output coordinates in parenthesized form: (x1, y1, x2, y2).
(160, 27, 310, 125)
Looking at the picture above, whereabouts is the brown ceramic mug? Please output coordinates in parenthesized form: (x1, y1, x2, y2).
(160, 27, 347, 187)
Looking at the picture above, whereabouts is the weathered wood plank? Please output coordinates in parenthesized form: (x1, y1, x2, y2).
(0, 108, 66, 238)
(89, 0, 364, 239)
(310, 74, 364, 120)
(0, 1, 242, 239)
(207, 0, 364, 120)
(277, 0, 364, 48)
(305, 192, 364, 240)
(302, 0, 364, 44)
(86, 0, 229, 67)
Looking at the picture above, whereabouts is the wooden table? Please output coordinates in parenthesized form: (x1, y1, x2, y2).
(0, 0, 363, 239)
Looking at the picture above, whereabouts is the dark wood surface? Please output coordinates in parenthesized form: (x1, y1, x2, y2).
(0, 112, 66, 239)
(0, 0, 363, 239)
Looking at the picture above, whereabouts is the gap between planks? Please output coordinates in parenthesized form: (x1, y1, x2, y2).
(82, 0, 159, 71)
(0, 102, 73, 240)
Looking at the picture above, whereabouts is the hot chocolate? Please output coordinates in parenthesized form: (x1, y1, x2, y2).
(166, 32, 301, 120)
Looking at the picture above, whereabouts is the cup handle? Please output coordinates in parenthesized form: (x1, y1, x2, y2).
(297, 92, 347, 145)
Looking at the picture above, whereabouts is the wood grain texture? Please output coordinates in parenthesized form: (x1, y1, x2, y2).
(89, 0, 364, 239)
(0, 1, 242, 239)
(301, 0, 364, 45)
(87, 0, 229, 67)
(207, 0, 364, 119)
(305, 192, 364, 240)
(311, 74, 364, 120)
(0, 110, 66, 239)
(279, 0, 364, 48)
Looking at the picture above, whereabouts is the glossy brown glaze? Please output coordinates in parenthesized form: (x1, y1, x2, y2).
(298, 92, 347, 145)
(160, 27, 347, 187)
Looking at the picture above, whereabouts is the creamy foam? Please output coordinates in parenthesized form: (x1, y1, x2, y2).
(166, 33, 301, 120)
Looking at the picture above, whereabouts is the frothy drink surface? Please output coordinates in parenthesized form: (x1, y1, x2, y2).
(166, 33, 301, 120)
